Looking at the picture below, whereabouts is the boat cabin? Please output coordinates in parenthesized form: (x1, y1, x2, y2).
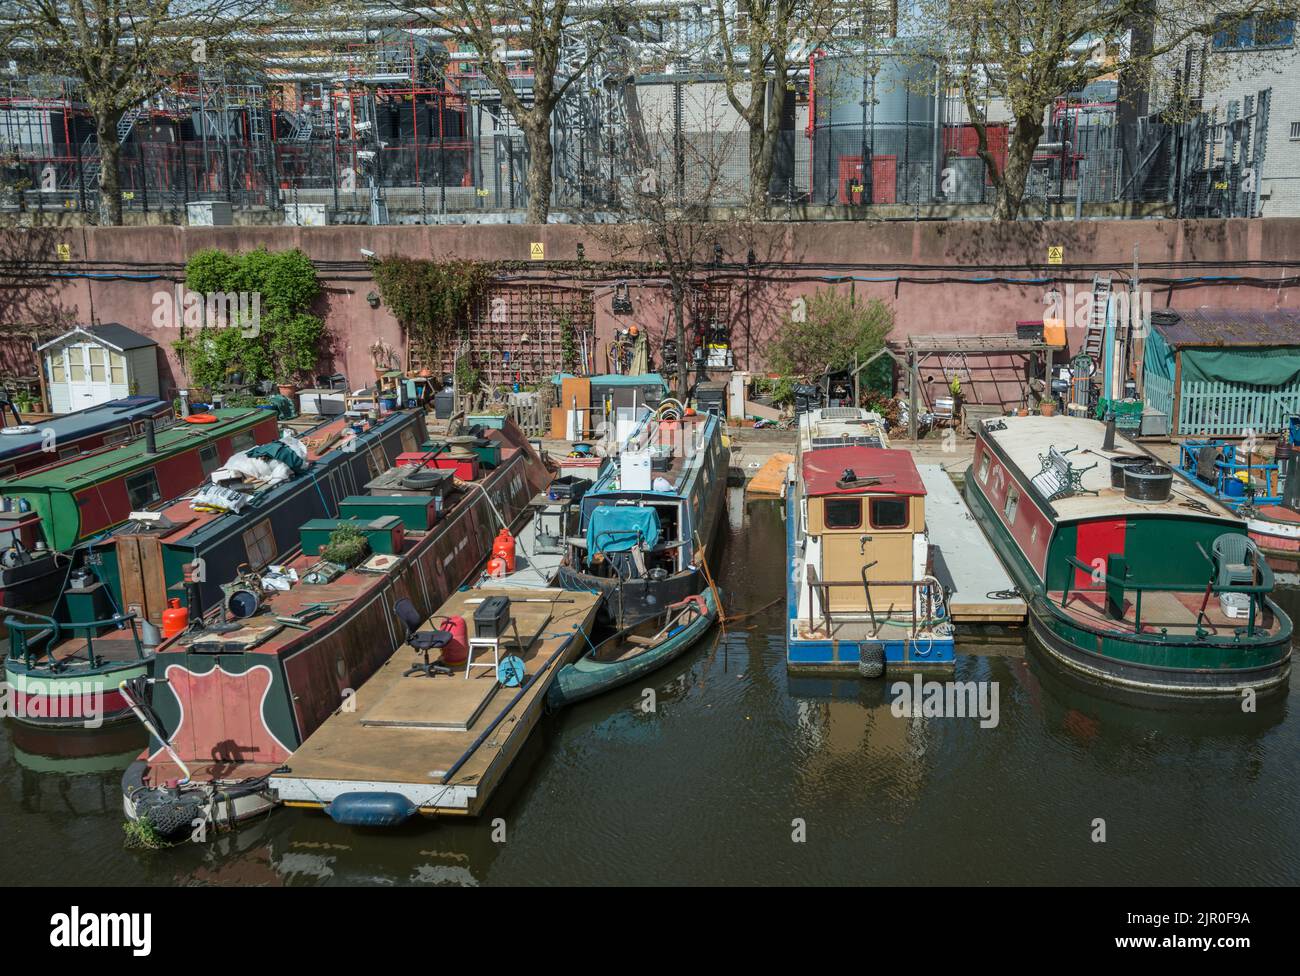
(798, 446, 929, 614)
(798, 406, 890, 454)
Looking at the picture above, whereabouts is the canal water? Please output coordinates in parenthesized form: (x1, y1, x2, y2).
(3, 490, 1298, 885)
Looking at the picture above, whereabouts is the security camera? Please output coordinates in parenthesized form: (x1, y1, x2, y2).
(360, 248, 376, 259)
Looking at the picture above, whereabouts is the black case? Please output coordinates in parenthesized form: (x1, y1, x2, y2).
(474, 596, 512, 638)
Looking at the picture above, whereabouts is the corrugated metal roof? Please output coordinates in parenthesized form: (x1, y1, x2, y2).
(1151, 308, 1300, 349)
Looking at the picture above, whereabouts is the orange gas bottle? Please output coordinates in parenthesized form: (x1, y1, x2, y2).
(161, 598, 189, 639)
(441, 615, 469, 665)
(492, 527, 517, 572)
(485, 556, 508, 578)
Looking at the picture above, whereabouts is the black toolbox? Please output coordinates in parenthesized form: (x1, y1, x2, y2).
(473, 596, 512, 639)
(547, 475, 592, 504)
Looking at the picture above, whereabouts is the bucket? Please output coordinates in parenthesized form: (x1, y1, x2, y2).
(1124, 463, 1174, 503)
(1109, 455, 1147, 489)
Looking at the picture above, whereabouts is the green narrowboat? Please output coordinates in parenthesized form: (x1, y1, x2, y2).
(965, 415, 1291, 696)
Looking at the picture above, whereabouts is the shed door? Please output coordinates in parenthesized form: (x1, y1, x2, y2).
(65, 343, 115, 408)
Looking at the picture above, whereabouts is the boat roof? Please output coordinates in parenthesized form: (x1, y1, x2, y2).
(0, 396, 168, 461)
(798, 407, 890, 453)
(0, 408, 267, 490)
(118, 412, 417, 548)
(588, 412, 719, 498)
(801, 446, 926, 497)
(980, 415, 1239, 522)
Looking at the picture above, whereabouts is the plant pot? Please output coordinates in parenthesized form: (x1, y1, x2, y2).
(1039, 402, 1057, 417)
(1017, 408, 1030, 417)
(277, 383, 297, 399)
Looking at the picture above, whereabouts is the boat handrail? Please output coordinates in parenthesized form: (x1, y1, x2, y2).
(806, 564, 942, 639)
(1059, 555, 1271, 636)
(8, 612, 144, 669)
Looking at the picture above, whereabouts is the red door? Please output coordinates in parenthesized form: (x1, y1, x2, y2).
(1074, 519, 1127, 588)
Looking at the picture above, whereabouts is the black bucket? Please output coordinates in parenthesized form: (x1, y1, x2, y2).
(1109, 454, 1148, 489)
(1124, 463, 1174, 503)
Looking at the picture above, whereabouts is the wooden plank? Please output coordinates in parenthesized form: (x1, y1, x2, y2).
(746, 452, 794, 497)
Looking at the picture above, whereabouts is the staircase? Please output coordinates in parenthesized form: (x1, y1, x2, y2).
(80, 104, 145, 189)
(1083, 273, 1112, 365)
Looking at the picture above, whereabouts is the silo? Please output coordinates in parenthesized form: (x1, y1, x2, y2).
(810, 49, 942, 206)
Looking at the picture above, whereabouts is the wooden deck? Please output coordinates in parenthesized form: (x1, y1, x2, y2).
(918, 464, 1026, 625)
(745, 452, 794, 497)
(271, 588, 601, 817)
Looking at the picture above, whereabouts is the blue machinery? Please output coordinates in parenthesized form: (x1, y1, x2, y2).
(1175, 418, 1300, 510)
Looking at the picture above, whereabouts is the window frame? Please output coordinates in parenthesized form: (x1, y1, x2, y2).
(823, 497, 863, 530)
(125, 469, 162, 510)
(869, 496, 910, 529)
(241, 517, 276, 570)
(1004, 488, 1020, 523)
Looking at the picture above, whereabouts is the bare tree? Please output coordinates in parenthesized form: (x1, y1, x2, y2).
(595, 92, 747, 396)
(400, 0, 625, 224)
(937, 0, 1287, 219)
(0, 0, 326, 225)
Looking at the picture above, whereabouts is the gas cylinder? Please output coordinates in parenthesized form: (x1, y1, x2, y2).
(485, 556, 508, 578)
(441, 615, 468, 665)
(161, 598, 189, 639)
(492, 527, 517, 572)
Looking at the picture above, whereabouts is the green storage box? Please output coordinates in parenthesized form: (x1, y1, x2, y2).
(467, 414, 506, 430)
(300, 516, 406, 556)
(337, 494, 438, 532)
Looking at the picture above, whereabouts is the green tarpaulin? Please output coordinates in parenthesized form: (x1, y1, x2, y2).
(1178, 346, 1300, 387)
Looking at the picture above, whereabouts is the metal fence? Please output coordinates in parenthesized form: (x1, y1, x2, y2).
(0, 112, 1273, 219)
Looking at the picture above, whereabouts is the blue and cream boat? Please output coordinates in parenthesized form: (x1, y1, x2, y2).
(555, 411, 728, 628)
(786, 408, 954, 675)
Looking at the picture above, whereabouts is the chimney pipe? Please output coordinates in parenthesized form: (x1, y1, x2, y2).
(1102, 413, 1116, 452)
(144, 417, 157, 455)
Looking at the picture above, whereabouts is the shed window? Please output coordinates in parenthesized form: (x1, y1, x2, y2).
(870, 497, 909, 528)
(126, 469, 161, 510)
(50, 353, 65, 383)
(110, 352, 126, 385)
(1004, 488, 1019, 523)
(823, 498, 862, 529)
(242, 518, 276, 569)
(88, 346, 105, 382)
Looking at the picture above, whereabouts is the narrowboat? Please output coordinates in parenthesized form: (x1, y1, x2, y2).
(0, 395, 171, 479)
(0, 409, 278, 612)
(964, 415, 1291, 695)
(554, 410, 729, 627)
(786, 408, 955, 675)
(119, 419, 550, 834)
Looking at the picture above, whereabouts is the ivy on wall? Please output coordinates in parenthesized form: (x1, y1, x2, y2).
(369, 256, 493, 360)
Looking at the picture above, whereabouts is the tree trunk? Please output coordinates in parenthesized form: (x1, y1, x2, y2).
(671, 277, 688, 399)
(746, 76, 786, 217)
(95, 108, 124, 226)
(522, 116, 553, 224)
(994, 115, 1045, 221)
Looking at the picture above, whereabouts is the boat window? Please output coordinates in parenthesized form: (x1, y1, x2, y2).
(366, 446, 386, 480)
(824, 498, 862, 529)
(231, 431, 256, 452)
(870, 497, 909, 529)
(126, 469, 162, 510)
(0, 465, 13, 479)
(1004, 489, 1019, 523)
(242, 518, 276, 569)
(199, 444, 220, 475)
(978, 453, 991, 483)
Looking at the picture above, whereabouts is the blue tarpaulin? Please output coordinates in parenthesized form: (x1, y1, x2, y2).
(587, 505, 661, 555)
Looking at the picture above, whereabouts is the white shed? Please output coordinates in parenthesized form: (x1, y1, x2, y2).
(39, 324, 161, 413)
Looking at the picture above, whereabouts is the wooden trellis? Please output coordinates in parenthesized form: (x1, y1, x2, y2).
(406, 285, 595, 388)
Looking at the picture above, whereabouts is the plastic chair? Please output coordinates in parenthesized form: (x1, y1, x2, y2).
(1212, 534, 1261, 588)
(394, 598, 452, 678)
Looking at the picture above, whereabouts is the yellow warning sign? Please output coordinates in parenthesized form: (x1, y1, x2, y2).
(1047, 245, 1064, 265)
(55, 243, 71, 261)
(529, 242, 545, 261)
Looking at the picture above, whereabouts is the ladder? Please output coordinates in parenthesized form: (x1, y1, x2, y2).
(1082, 273, 1111, 365)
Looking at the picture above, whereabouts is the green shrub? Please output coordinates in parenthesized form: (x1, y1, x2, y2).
(321, 522, 370, 568)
